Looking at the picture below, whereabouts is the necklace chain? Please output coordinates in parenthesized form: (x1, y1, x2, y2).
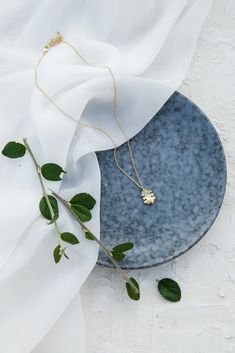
(35, 34, 156, 204)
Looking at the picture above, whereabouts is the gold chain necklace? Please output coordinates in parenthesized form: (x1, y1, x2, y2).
(35, 33, 156, 205)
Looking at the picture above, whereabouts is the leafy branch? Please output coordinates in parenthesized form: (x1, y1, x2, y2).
(2, 140, 140, 300)
(2, 140, 182, 302)
(22, 138, 69, 261)
(51, 190, 139, 297)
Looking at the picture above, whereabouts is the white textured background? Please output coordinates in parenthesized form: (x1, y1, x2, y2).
(81, 2, 235, 352)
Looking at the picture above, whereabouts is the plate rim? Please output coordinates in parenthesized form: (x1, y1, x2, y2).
(96, 91, 227, 270)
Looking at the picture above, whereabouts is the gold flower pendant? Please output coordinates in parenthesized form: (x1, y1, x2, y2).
(141, 188, 156, 205)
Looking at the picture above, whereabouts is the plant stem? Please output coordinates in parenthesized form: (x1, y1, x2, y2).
(51, 190, 139, 294)
(23, 138, 63, 248)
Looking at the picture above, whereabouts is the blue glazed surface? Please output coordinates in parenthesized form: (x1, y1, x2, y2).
(96, 92, 227, 269)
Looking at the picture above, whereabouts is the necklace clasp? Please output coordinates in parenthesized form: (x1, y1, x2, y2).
(43, 33, 63, 53)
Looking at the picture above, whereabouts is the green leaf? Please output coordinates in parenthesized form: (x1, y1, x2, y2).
(71, 204, 92, 222)
(41, 163, 66, 181)
(53, 245, 62, 263)
(157, 278, 181, 302)
(70, 193, 96, 210)
(110, 251, 125, 261)
(61, 232, 79, 245)
(84, 231, 95, 241)
(112, 242, 134, 253)
(2, 141, 26, 158)
(39, 195, 59, 221)
(126, 277, 140, 301)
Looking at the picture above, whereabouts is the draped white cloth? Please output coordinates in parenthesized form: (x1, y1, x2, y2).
(0, 1, 212, 352)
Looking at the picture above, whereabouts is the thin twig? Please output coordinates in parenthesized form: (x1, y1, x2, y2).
(51, 190, 139, 294)
(23, 138, 63, 248)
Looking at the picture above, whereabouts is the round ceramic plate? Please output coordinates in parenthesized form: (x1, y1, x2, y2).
(96, 92, 226, 269)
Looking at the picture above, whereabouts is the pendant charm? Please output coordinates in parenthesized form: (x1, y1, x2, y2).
(141, 188, 156, 205)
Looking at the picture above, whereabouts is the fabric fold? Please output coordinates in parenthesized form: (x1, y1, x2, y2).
(0, 1, 212, 352)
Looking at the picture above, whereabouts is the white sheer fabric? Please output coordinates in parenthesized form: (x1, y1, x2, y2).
(0, 1, 212, 352)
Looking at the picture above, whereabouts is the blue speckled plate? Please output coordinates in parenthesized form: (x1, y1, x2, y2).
(96, 92, 227, 269)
